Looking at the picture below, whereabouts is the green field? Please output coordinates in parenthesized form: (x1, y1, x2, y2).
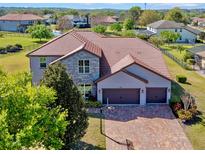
(0, 33, 45, 73)
(164, 55, 205, 149)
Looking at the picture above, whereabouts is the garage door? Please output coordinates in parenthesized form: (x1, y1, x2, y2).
(102, 89, 140, 104)
(146, 88, 167, 103)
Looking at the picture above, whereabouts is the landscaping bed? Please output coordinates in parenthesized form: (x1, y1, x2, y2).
(163, 54, 205, 149)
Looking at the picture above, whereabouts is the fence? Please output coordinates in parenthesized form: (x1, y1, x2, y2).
(160, 48, 192, 70)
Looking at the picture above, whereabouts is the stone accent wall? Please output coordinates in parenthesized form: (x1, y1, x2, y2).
(61, 50, 100, 96)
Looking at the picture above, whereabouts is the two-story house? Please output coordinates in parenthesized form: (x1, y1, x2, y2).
(28, 30, 172, 105)
(147, 20, 201, 43)
(0, 13, 44, 32)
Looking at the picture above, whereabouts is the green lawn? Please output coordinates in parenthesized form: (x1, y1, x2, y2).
(163, 55, 205, 149)
(0, 33, 48, 74)
(77, 113, 106, 150)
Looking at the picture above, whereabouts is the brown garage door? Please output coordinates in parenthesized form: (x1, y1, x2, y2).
(102, 89, 140, 104)
(146, 88, 167, 103)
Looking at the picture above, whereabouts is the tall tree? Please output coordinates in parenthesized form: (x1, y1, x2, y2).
(0, 71, 68, 150)
(128, 6, 141, 22)
(124, 18, 135, 30)
(27, 24, 53, 42)
(41, 62, 88, 149)
(139, 10, 162, 26)
(164, 7, 190, 24)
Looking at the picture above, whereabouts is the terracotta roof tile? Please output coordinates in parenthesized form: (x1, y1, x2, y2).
(0, 13, 44, 21)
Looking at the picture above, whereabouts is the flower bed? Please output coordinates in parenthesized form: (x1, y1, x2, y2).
(170, 92, 198, 123)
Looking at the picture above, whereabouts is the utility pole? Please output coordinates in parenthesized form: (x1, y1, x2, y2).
(144, 3, 147, 10)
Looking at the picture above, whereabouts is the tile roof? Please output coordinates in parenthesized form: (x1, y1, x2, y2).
(192, 17, 205, 23)
(189, 45, 205, 58)
(0, 13, 44, 21)
(148, 20, 184, 29)
(28, 30, 171, 80)
(91, 16, 117, 24)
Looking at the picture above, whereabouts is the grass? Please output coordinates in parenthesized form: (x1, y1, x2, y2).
(163, 55, 205, 149)
(77, 113, 106, 150)
(0, 32, 49, 74)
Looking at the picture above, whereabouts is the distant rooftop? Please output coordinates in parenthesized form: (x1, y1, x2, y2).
(0, 13, 44, 21)
(148, 20, 201, 35)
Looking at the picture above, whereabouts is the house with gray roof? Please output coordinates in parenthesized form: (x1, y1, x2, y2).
(188, 45, 205, 69)
(146, 20, 201, 43)
(27, 30, 171, 105)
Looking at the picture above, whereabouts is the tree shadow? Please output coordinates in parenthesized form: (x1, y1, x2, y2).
(185, 111, 205, 126)
(33, 40, 48, 44)
(73, 141, 105, 150)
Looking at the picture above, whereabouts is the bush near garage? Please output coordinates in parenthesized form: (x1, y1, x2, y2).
(84, 100, 103, 108)
(176, 75, 187, 83)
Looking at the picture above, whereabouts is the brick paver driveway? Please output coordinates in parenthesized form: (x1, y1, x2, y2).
(103, 105, 192, 150)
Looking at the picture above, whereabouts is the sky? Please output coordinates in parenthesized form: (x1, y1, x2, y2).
(0, 3, 205, 10)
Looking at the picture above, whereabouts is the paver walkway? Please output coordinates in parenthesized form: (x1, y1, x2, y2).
(103, 105, 192, 150)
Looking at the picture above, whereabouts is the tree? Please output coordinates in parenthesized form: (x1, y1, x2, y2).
(160, 31, 181, 43)
(27, 24, 53, 42)
(128, 6, 141, 21)
(148, 36, 165, 47)
(110, 23, 122, 32)
(57, 16, 73, 31)
(41, 62, 88, 149)
(164, 7, 190, 24)
(139, 10, 162, 26)
(0, 71, 68, 150)
(124, 18, 135, 30)
(92, 25, 107, 34)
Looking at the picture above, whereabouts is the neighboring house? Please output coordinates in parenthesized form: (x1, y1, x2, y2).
(90, 16, 118, 27)
(27, 30, 171, 105)
(0, 13, 44, 32)
(192, 17, 205, 27)
(61, 15, 90, 28)
(43, 14, 57, 24)
(188, 45, 205, 69)
(147, 20, 201, 43)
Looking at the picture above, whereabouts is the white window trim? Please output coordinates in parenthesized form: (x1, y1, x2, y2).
(78, 59, 90, 74)
(39, 57, 47, 69)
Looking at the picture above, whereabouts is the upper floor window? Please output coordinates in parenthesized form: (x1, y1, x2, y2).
(78, 60, 90, 74)
(40, 57, 46, 69)
(175, 29, 177, 32)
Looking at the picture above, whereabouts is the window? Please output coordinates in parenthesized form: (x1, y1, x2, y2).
(78, 84, 92, 99)
(180, 28, 182, 32)
(175, 29, 177, 32)
(179, 36, 182, 40)
(40, 57, 46, 68)
(78, 60, 90, 74)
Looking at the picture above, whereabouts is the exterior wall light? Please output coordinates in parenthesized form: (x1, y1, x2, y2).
(141, 89, 144, 93)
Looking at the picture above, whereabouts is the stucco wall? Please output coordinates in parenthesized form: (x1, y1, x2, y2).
(97, 64, 171, 105)
(30, 56, 59, 84)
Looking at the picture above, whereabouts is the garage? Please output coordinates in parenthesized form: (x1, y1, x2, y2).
(102, 89, 140, 104)
(146, 88, 167, 103)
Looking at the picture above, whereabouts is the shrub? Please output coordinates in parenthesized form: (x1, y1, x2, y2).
(148, 36, 165, 47)
(0, 47, 7, 54)
(121, 30, 136, 37)
(92, 25, 106, 34)
(84, 100, 103, 108)
(110, 23, 122, 32)
(177, 109, 193, 121)
(15, 44, 23, 49)
(173, 102, 183, 112)
(176, 75, 187, 83)
(136, 33, 149, 40)
(187, 58, 195, 65)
